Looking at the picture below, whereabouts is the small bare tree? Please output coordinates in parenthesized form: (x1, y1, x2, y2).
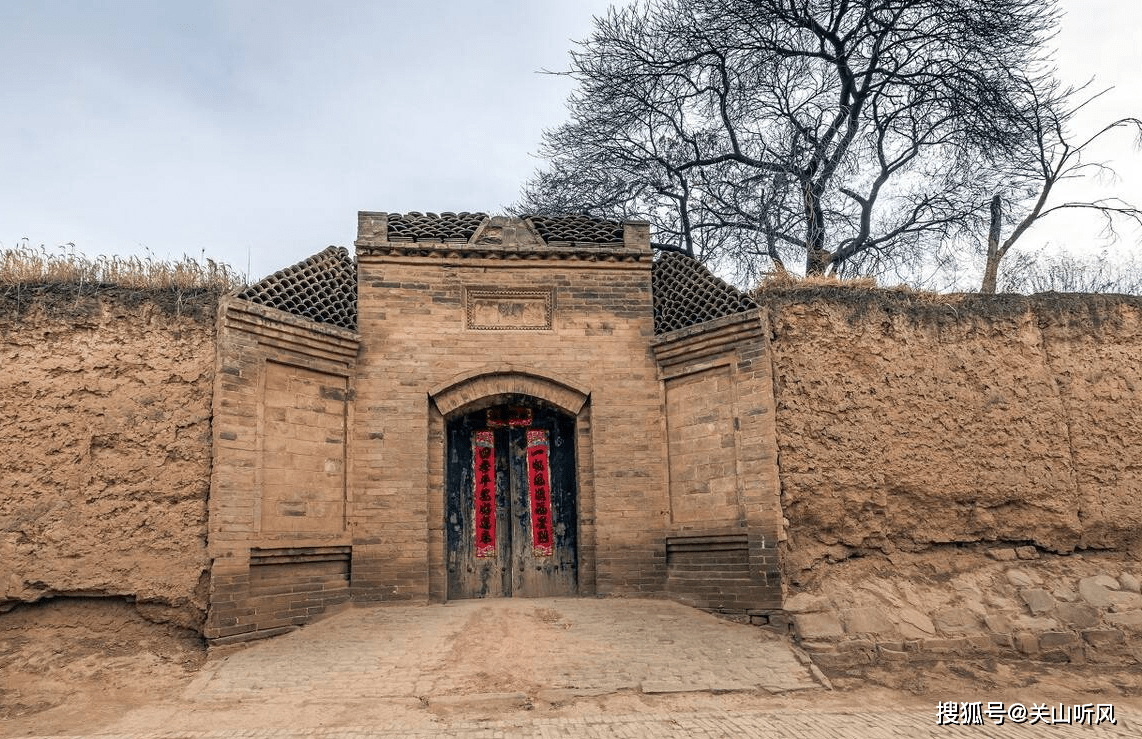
(980, 79, 1142, 294)
(1000, 249, 1142, 294)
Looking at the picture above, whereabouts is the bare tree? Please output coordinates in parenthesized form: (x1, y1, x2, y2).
(980, 79, 1142, 293)
(519, 0, 1058, 278)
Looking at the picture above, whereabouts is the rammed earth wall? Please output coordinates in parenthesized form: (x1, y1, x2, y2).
(763, 292, 1142, 578)
(0, 287, 218, 630)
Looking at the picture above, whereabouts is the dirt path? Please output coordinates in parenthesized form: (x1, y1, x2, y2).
(2, 597, 1140, 737)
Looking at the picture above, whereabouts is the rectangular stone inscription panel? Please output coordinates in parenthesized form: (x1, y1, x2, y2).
(465, 288, 553, 330)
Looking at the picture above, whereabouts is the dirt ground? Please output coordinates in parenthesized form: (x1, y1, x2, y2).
(2, 597, 1141, 737)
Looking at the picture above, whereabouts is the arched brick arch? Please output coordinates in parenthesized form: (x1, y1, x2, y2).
(429, 365, 589, 418)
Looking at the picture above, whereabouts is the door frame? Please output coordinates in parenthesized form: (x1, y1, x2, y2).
(427, 369, 597, 602)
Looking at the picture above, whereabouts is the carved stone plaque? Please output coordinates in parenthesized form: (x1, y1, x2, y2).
(465, 288, 553, 330)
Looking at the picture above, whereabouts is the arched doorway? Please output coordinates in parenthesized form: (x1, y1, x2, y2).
(445, 397, 578, 599)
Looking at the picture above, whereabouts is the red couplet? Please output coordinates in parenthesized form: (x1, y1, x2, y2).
(473, 430, 496, 558)
(526, 429, 555, 557)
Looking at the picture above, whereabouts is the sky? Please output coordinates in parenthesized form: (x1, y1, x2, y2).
(1, 0, 1139, 284)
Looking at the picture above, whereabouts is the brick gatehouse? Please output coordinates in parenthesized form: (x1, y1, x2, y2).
(206, 212, 784, 643)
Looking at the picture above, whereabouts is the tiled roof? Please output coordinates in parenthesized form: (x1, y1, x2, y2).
(367, 212, 626, 246)
(525, 215, 624, 245)
(236, 246, 357, 331)
(651, 251, 758, 334)
(386, 212, 488, 242)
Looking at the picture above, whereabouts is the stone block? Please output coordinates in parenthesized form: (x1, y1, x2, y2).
(987, 548, 1017, 561)
(991, 632, 1014, 649)
(964, 634, 997, 654)
(1010, 615, 1060, 632)
(878, 645, 910, 661)
(1055, 602, 1099, 629)
(897, 607, 936, 637)
(923, 637, 969, 655)
(1006, 569, 1038, 589)
(1090, 574, 1121, 590)
(1119, 573, 1141, 594)
(1052, 585, 1078, 602)
(798, 641, 838, 654)
(765, 612, 792, 631)
(1014, 632, 1039, 655)
(932, 607, 980, 635)
(841, 606, 896, 637)
(1038, 631, 1078, 650)
(1108, 591, 1142, 612)
(1082, 628, 1126, 649)
(792, 612, 843, 640)
(1014, 546, 1040, 560)
(784, 593, 831, 613)
(1020, 588, 1056, 615)
(1104, 611, 1142, 633)
(983, 614, 1012, 633)
(1078, 577, 1115, 608)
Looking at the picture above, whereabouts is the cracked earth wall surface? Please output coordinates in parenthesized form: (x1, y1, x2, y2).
(767, 294, 1142, 578)
(0, 289, 217, 629)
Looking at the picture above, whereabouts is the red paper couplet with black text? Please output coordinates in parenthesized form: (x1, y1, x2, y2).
(473, 430, 496, 558)
(526, 429, 555, 557)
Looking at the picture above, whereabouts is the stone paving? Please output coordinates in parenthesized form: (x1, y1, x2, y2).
(189, 597, 819, 701)
(9, 598, 1141, 738)
(15, 709, 1142, 739)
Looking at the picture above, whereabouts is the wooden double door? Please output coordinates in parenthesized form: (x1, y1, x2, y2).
(446, 402, 578, 599)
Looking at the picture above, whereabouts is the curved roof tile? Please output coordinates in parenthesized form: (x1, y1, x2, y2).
(237, 246, 357, 331)
(525, 215, 624, 244)
(386, 212, 488, 242)
(651, 251, 757, 335)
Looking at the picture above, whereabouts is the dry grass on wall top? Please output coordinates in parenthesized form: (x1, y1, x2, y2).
(0, 244, 245, 319)
(753, 272, 1142, 329)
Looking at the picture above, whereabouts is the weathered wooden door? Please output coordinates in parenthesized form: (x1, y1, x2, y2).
(446, 402, 578, 599)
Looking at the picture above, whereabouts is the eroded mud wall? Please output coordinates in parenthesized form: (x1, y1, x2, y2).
(767, 292, 1142, 577)
(0, 287, 217, 629)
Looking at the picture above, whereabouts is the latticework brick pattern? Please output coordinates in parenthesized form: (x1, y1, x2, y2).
(526, 215, 624, 244)
(237, 246, 357, 331)
(651, 251, 758, 334)
(386, 212, 488, 242)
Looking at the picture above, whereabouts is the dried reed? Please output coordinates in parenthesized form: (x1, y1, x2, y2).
(0, 241, 245, 292)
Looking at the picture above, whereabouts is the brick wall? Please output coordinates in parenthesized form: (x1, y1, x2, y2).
(652, 310, 784, 614)
(351, 221, 667, 602)
(206, 298, 359, 642)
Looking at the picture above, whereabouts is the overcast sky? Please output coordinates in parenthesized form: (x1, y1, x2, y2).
(1, 0, 1139, 283)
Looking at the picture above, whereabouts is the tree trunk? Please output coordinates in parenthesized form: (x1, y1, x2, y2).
(981, 194, 1003, 294)
(805, 247, 832, 275)
(803, 184, 831, 275)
